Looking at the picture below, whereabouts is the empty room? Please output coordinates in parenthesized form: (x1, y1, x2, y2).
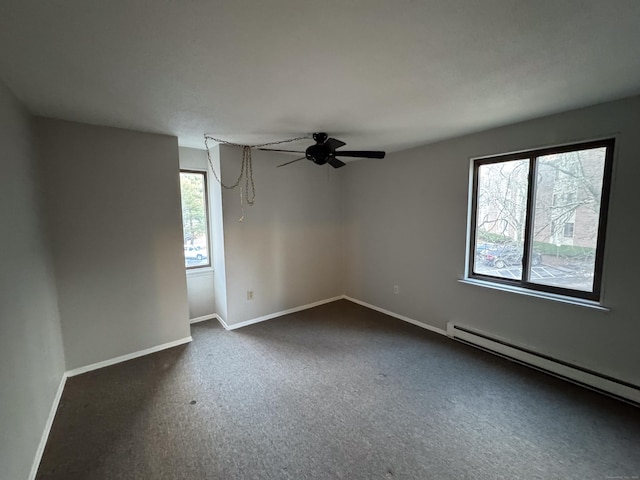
(2, 1, 640, 479)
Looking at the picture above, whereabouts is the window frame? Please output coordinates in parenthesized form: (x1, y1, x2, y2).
(467, 138, 615, 302)
(180, 169, 212, 270)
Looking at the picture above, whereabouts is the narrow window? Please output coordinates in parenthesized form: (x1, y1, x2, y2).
(469, 139, 614, 301)
(563, 223, 575, 238)
(179, 170, 211, 269)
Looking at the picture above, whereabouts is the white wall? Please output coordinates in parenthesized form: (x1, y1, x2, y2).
(209, 145, 229, 323)
(0, 82, 66, 480)
(178, 146, 216, 320)
(37, 118, 190, 370)
(218, 145, 345, 325)
(344, 95, 640, 387)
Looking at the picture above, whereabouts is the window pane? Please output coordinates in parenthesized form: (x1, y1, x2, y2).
(180, 172, 210, 268)
(529, 147, 607, 292)
(474, 159, 529, 280)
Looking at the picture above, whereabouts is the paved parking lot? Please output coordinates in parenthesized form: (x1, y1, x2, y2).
(475, 263, 572, 279)
(475, 262, 593, 290)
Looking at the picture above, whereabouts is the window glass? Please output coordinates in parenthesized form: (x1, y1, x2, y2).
(530, 147, 606, 292)
(180, 171, 210, 269)
(469, 140, 613, 301)
(473, 159, 529, 280)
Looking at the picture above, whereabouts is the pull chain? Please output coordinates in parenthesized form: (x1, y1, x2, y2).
(204, 134, 310, 221)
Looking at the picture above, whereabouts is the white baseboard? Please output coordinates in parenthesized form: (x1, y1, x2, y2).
(344, 296, 447, 336)
(66, 336, 193, 377)
(215, 315, 232, 329)
(28, 372, 68, 480)
(190, 313, 218, 324)
(219, 296, 346, 330)
(29, 336, 193, 477)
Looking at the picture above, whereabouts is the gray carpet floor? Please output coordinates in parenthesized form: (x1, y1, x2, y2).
(37, 300, 640, 479)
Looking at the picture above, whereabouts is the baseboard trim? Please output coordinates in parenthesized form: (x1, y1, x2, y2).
(190, 313, 218, 324)
(28, 372, 68, 480)
(344, 296, 447, 336)
(66, 336, 193, 377)
(216, 315, 232, 329)
(219, 296, 346, 330)
(29, 336, 194, 477)
(211, 314, 225, 328)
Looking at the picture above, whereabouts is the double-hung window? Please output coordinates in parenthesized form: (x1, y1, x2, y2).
(179, 170, 211, 269)
(468, 139, 614, 301)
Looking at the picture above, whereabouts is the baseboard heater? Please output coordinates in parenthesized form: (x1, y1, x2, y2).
(446, 322, 640, 406)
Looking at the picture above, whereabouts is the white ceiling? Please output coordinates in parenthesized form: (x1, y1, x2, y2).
(2, 0, 640, 153)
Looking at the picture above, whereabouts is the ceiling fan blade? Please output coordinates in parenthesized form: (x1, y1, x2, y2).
(334, 150, 386, 159)
(277, 156, 306, 168)
(325, 137, 346, 150)
(259, 148, 305, 154)
(328, 157, 346, 169)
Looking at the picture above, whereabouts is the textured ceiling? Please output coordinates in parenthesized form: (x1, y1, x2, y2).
(2, 0, 640, 152)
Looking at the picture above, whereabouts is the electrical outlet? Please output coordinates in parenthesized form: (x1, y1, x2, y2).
(394, 285, 399, 294)
(247, 291, 254, 300)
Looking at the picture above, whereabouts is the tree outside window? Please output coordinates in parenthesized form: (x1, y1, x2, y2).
(180, 171, 210, 269)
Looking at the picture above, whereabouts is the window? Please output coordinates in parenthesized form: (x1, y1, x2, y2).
(469, 139, 614, 301)
(179, 170, 210, 269)
(563, 222, 575, 238)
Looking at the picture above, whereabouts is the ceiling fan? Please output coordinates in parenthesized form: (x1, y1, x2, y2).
(260, 132, 385, 168)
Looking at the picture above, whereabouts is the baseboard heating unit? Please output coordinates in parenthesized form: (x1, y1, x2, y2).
(446, 322, 640, 406)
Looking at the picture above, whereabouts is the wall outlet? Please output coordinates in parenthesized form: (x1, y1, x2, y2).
(394, 285, 399, 294)
(247, 290, 254, 300)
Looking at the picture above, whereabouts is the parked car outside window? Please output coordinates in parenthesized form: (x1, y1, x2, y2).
(480, 245, 542, 269)
(184, 245, 208, 261)
(475, 243, 495, 258)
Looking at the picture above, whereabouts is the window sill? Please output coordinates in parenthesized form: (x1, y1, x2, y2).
(459, 278, 610, 311)
(186, 266, 214, 277)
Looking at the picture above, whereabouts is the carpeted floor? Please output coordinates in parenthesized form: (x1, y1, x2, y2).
(37, 300, 640, 479)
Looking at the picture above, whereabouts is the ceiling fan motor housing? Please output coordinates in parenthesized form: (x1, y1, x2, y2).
(271, 132, 384, 168)
(306, 143, 331, 165)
